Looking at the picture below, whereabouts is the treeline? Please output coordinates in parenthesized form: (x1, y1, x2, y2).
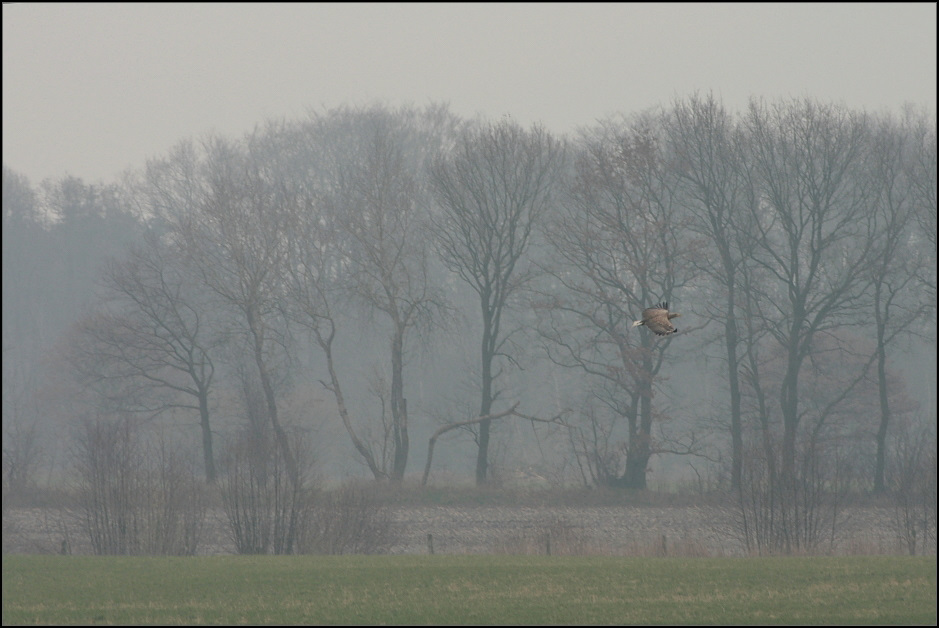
(2, 96, 936, 552)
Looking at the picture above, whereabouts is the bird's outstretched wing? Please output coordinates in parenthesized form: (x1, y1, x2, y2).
(646, 316, 677, 336)
(642, 302, 678, 336)
(641, 302, 670, 321)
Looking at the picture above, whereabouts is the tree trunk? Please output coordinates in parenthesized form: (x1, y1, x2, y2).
(390, 327, 408, 481)
(622, 446, 649, 489)
(725, 297, 743, 491)
(780, 352, 801, 487)
(622, 352, 655, 490)
(320, 334, 386, 480)
(476, 309, 495, 485)
(248, 309, 299, 486)
(198, 389, 216, 482)
(873, 326, 890, 493)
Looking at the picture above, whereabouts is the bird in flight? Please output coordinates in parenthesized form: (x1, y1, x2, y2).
(632, 302, 681, 336)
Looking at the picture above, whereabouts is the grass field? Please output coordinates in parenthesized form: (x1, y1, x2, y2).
(2, 554, 935, 625)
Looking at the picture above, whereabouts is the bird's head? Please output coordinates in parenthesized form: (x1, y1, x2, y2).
(668, 312, 682, 320)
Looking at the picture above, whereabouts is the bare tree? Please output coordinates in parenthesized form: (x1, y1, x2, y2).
(296, 105, 455, 481)
(283, 194, 386, 479)
(663, 93, 755, 489)
(865, 111, 935, 492)
(66, 230, 221, 481)
(740, 97, 876, 485)
(161, 133, 300, 485)
(907, 110, 937, 302)
(429, 118, 567, 485)
(536, 113, 700, 488)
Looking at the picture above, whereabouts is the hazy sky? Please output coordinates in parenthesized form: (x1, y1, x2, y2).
(3, 3, 936, 184)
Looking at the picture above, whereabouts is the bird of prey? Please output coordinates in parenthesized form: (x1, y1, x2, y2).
(632, 302, 681, 336)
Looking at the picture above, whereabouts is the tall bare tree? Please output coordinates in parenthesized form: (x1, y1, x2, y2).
(430, 118, 566, 485)
(740, 98, 876, 484)
(282, 163, 387, 480)
(277, 105, 459, 481)
(67, 229, 221, 481)
(907, 109, 937, 303)
(159, 133, 300, 485)
(865, 111, 937, 492)
(536, 114, 700, 489)
(663, 93, 754, 489)
(306, 105, 455, 481)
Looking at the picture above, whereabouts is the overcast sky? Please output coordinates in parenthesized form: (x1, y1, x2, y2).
(3, 3, 936, 185)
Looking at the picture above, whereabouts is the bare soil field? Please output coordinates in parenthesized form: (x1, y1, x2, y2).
(2, 503, 915, 557)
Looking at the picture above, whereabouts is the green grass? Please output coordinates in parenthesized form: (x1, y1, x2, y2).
(3, 554, 935, 625)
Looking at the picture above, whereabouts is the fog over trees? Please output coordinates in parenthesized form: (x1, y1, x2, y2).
(3, 96, 936, 517)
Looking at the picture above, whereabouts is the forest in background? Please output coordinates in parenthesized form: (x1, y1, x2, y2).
(2, 94, 936, 555)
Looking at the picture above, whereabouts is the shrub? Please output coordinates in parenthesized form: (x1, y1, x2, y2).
(731, 437, 849, 555)
(297, 483, 396, 555)
(70, 415, 206, 555)
(889, 428, 937, 556)
(219, 429, 315, 555)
